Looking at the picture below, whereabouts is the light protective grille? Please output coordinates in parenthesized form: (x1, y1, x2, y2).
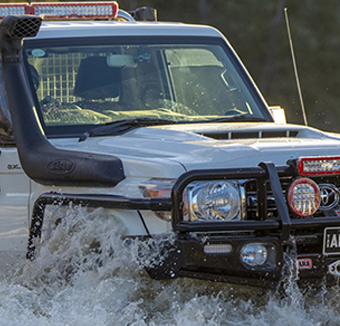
(29, 52, 86, 104)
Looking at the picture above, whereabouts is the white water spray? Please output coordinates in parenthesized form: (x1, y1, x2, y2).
(1, 207, 340, 325)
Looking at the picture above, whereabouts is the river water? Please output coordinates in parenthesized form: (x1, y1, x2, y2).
(1, 207, 340, 325)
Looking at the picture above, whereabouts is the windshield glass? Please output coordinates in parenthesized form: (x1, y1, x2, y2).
(24, 38, 270, 136)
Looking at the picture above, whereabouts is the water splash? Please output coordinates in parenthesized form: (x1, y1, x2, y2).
(1, 207, 340, 325)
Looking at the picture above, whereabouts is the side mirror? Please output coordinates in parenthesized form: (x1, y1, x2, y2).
(269, 106, 287, 124)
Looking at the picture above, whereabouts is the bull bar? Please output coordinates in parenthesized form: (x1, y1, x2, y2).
(27, 161, 340, 288)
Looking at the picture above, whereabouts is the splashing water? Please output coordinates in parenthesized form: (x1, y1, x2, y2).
(1, 206, 340, 325)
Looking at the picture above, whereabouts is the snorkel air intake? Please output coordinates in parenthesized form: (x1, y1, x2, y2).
(0, 15, 125, 187)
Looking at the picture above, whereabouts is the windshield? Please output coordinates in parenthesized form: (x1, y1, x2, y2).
(24, 38, 271, 137)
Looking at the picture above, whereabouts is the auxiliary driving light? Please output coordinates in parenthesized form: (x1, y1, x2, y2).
(240, 243, 267, 267)
(0, 4, 27, 17)
(287, 177, 320, 217)
(0, 2, 119, 20)
(203, 244, 232, 254)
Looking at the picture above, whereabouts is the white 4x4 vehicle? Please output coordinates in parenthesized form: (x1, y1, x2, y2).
(1, 2, 340, 288)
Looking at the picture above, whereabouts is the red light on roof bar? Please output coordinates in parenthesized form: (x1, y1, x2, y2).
(297, 156, 340, 176)
(0, 2, 119, 20)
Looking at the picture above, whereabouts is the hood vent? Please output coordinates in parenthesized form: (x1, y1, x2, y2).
(200, 130, 299, 140)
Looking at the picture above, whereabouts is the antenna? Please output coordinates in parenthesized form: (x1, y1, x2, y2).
(284, 7, 308, 126)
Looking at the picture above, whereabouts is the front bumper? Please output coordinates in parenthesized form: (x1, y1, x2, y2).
(28, 161, 340, 288)
(145, 230, 340, 288)
(146, 235, 283, 288)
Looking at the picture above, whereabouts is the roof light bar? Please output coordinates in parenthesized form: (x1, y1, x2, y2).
(31, 2, 118, 19)
(0, 2, 119, 20)
(0, 4, 29, 18)
(298, 156, 340, 176)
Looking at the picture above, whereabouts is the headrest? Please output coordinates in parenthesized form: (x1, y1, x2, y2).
(73, 56, 121, 100)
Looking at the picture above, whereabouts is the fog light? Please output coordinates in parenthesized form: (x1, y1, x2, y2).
(241, 243, 267, 267)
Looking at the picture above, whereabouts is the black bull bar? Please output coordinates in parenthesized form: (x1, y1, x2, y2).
(27, 161, 340, 287)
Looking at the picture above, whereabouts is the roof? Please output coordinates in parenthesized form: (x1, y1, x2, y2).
(33, 21, 224, 40)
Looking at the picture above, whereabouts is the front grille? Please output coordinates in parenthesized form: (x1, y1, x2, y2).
(245, 176, 340, 220)
(245, 179, 285, 220)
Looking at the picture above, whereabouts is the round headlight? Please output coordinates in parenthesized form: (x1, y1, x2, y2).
(287, 177, 320, 217)
(189, 181, 241, 221)
(241, 243, 267, 267)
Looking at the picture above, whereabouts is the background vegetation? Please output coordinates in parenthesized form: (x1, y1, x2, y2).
(6, 0, 340, 132)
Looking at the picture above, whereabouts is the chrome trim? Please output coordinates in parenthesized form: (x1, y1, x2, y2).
(240, 183, 247, 220)
(319, 184, 340, 211)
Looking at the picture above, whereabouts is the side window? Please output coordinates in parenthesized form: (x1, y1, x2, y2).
(0, 61, 14, 145)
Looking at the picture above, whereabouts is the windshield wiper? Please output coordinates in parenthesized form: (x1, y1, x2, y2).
(79, 118, 176, 142)
(207, 115, 268, 123)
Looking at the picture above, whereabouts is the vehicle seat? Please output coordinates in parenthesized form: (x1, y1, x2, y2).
(73, 56, 121, 100)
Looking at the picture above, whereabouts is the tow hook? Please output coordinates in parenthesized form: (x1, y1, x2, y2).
(328, 260, 340, 277)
